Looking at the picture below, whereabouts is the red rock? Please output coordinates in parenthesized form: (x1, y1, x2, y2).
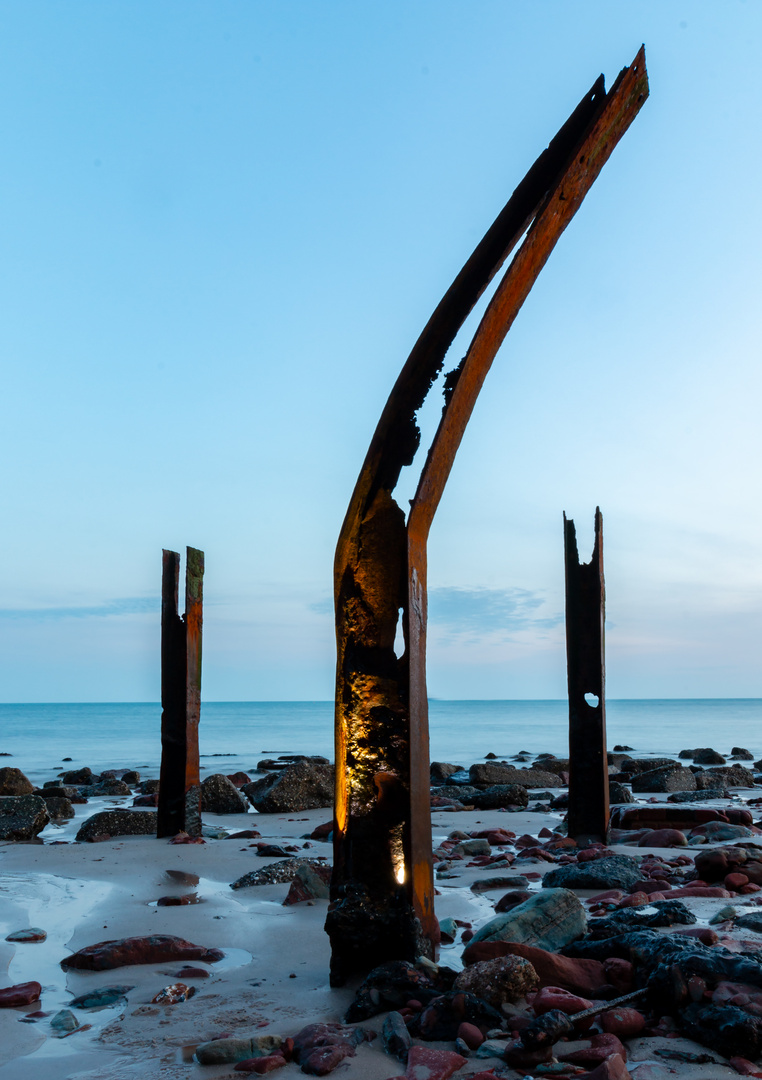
(299, 1045, 355, 1075)
(61, 934, 224, 970)
(310, 821, 333, 840)
(589, 890, 624, 904)
(532, 985, 593, 1018)
(462, 940, 606, 996)
(729, 1057, 762, 1077)
(226, 772, 252, 788)
(234, 1056, 287, 1074)
(742, 884, 762, 894)
(473, 829, 515, 845)
(664, 886, 731, 899)
(561, 1032, 627, 1066)
(404, 1046, 467, 1079)
(637, 829, 687, 847)
(457, 1021, 484, 1049)
(174, 965, 210, 978)
(0, 981, 41, 1007)
(515, 834, 539, 849)
(170, 832, 205, 844)
(617, 892, 651, 908)
(156, 895, 195, 906)
(672, 927, 719, 946)
(600, 1008, 646, 1038)
(585, 1054, 632, 1080)
(727, 873, 751, 890)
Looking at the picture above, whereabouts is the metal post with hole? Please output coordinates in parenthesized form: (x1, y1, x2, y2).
(157, 546, 204, 838)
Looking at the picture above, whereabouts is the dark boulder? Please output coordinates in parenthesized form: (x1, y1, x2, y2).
(680, 1002, 762, 1060)
(543, 855, 641, 892)
(430, 762, 460, 784)
(42, 796, 74, 819)
(408, 991, 504, 1041)
(0, 767, 34, 796)
(697, 764, 756, 788)
(61, 767, 95, 785)
(243, 760, 333, 813)
(469, 763, 562, 789)
(732, 747, 754, 761)
(470, 784, 528, 810)
(692, 748, 727, 765)
(668, 788, 729, 802)
(608, 781, 634, 804)
(630, 765, 696, 793)
(201, 773, 249, 814)
(76, 809, 157, 841)
(0, 795, 49, 840)
(344, 961, 438, 1022)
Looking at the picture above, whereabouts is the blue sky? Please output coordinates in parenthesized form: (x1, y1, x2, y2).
(1, 2, 760, 702)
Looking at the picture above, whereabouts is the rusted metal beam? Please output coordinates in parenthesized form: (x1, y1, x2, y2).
(564, 509, 609, 844)
(327, 49, 648, 986)
(157, 547, 204, 838)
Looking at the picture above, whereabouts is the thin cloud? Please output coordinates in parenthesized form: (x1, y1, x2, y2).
(0, 597, 160, 621)
(310, 586, 562, 642)
(429, 586, 562, 642)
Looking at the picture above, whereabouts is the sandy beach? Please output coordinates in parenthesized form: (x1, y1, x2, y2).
(3, 754, 762, 1080)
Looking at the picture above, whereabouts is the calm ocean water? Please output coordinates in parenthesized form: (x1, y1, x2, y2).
(1, 699, 760, 788)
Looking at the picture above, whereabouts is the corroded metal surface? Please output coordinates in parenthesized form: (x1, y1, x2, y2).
(157, 547, 204, 838)
(564, 509, 609, 844)
(328, 49, 648, 985)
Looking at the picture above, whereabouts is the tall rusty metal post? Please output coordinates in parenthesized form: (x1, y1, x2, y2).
(327, 50, 648, 985)
(157, 547, 204, 838)
(564, 509, 609, 844)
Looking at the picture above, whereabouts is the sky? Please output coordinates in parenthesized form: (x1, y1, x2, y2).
(1, 2, 760, 703)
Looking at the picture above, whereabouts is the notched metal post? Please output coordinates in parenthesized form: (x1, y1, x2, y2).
(157, 546, 204, 838)
(564, 509, 609, 844)
(328, 49, 648, 985)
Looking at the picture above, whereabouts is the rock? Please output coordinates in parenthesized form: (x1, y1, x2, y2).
(0, 767, 34, 795)
(693, 748, 727, 765)
(585, 1056, 632, 1080)
(691, 821, 753, 842)
(734, 912, 762, 933)
(680, 1002, 762, 1059)
(282, 861, 332, 905)
(402, 1046, 467, 1080)
(0, 981, 41, 1007)
(151, 982, 195, 1004)
(494, 890, 533, 913)
(457, 1021, 484, 1050)
(140, 778, 161, 794)
(619, 757, 676, 775)
(470, 888, 587, 951)
(6, 927, 46, 942)
(630, 765, 696, 793)
(61, 934, 223, 970)
(470, 784, 529, 810)
(291, 1022, 369, 1074)
(243, 761, 334, 813)
(42, 796, 75, 819)
(586, 899, 696, 938)
(543, 855, 641, 891)
(532, 985, 592, 1017)
(231, 857, 330, 890)
(469, 763, 562, 789)
(465, 940, 607, 995)
(409, 991, 504, 1041)
(452, 839, 491, 856)
(471, 875, 527, 893)
(69, 985, 133, 1008)
(668, 788, 730, 802)
(76, 809, 156, 841)
(89, 779, 132, 795)
(50, 1009, 79, 1034)
(382, 1011, 411, 1062)
(636, 828, 687, 847)
(452, 955, 538, 1007)
(698, 764, 756, 788)
(61, 767, 94, 785)
(608, 782, 634, 804)
(733, 748, 755, 761)
(0, 795, 49, 840)
(234, 1056, 287, 1074)
(345, 961, 438, 1021)
(430, 762, 460, 784)
(133, 793, 159, 807)
(560, 1032, 627, 1066)
(600, 1007, 646, 1038)
(196, 1037, 283, 1066)
(201, 773, 249, 814)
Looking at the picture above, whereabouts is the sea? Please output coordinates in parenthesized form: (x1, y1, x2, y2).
(1, 699, 760, 789)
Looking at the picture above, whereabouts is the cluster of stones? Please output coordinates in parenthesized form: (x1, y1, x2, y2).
(0, 755, 336, 843)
